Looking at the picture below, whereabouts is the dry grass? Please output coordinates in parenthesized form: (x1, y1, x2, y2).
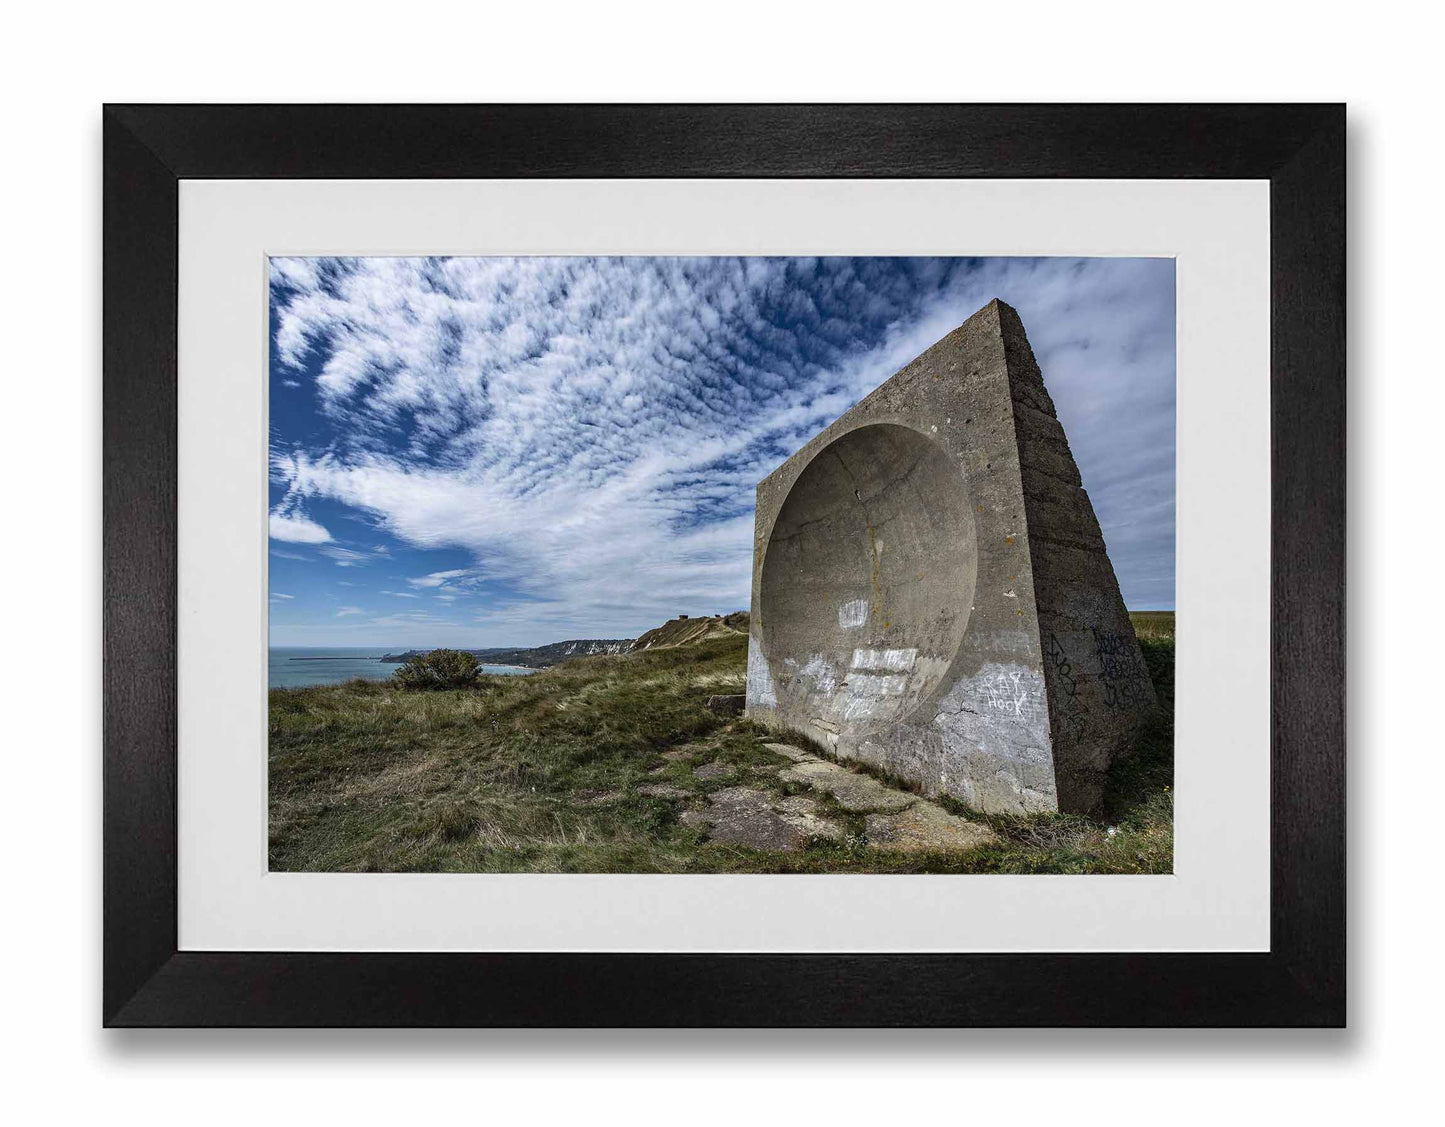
(269, 613, 1173, 874)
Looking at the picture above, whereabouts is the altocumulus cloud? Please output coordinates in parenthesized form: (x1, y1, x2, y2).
(270, 256, 1174, 641)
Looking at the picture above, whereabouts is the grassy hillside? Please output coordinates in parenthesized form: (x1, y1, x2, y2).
(633, 612, 749, 650)
(379, 637, 634, 669)
(269, 612, 1173, 874)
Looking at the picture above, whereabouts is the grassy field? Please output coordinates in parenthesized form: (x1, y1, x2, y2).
(269, 612, 1174, 874)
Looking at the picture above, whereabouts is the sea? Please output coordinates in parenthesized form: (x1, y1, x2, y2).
(268, 647, 534, 690)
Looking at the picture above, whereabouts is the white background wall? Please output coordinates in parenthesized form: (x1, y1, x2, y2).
(2, 2, 1434, 1123)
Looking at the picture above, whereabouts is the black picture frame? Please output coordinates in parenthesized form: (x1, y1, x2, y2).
(103, 104, 1344, 1027)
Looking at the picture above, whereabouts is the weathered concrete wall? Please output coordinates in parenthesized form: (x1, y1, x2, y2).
(746, 299, 1156, 814)
(993, 302, 1158, 809)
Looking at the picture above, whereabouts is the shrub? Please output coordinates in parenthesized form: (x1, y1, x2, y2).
(392, 648, 481, 690)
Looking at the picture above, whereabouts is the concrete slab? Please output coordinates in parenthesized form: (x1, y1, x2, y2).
(746, 299, 1157, 814)
(865, 802, 998, 853)
(683, 785, 844, 851)
(780, 761, 915, 813)
(705, 694, 745, 717)
(774, 794, 846, 841)
(763, 742, 820, 764)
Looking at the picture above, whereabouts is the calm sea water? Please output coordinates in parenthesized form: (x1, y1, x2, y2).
(269, 647, 534, 689)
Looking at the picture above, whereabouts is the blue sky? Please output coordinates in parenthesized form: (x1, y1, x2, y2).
(268, 256, 1175, 647)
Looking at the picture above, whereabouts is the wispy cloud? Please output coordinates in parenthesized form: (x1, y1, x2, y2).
(335, 605, 363, 617)
(366, 610, 457, 627)
(268, 512, 332, 544)
(406, 569, 472, 589)
(271, 256, 1174, 642)
(319, 547, 372, 567)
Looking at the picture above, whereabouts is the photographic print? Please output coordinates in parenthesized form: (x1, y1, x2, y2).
(267, 255, 1175, 875)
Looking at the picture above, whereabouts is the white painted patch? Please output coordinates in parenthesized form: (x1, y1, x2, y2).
(1002, 588, 1017, 599)
(837, 599, 869, 629)
(851, 647, 918, 672)
(746, 636, 777, 707)
(851, 673, 908, 698)
(799, 654, 837, 694)
(839, 661, 913, 720)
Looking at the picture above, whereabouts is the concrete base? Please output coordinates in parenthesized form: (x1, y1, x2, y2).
(745, 299, 1157, 814)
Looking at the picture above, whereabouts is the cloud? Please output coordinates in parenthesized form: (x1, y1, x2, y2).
(268, 512, 332, 544)
(335, 606, 363, 617)
(319, 546, 371, 567)
(406, 568, 472, 589)
(381, 590, 420, 598)
(270, 592, 294, 600)
(366, 610, 458, 627)
(271, 256, 1174, 640)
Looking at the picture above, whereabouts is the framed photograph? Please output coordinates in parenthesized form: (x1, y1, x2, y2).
(104, 104, 1343, 1026)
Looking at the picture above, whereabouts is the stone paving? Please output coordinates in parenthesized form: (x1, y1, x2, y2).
(659, 741, 997, 854)
(864, 801, 997, 853)
(680, 785, 844, 849)
(762, 742, 819, 764)
(778, 759, 915, 813)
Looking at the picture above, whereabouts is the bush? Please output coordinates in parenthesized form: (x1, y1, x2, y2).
(392, 648, 481, 690)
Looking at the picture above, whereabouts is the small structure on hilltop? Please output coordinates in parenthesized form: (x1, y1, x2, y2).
(745, 299, 1156, 815)
(633, 611, 750, 651)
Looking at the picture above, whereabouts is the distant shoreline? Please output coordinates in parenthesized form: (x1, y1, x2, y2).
(287, 655, 384, 661)
(284, 655, 534, 672)
(267, 647, 535, 690)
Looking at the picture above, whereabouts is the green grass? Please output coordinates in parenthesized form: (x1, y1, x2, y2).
(269, 612, 1174, 874)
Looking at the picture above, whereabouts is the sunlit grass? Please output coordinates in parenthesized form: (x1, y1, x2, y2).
(269, 615, 1173, 874)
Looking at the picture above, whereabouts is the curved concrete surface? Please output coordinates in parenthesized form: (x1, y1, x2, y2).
(747, 300, 1157, 814)
(758, 423, 977, 736)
